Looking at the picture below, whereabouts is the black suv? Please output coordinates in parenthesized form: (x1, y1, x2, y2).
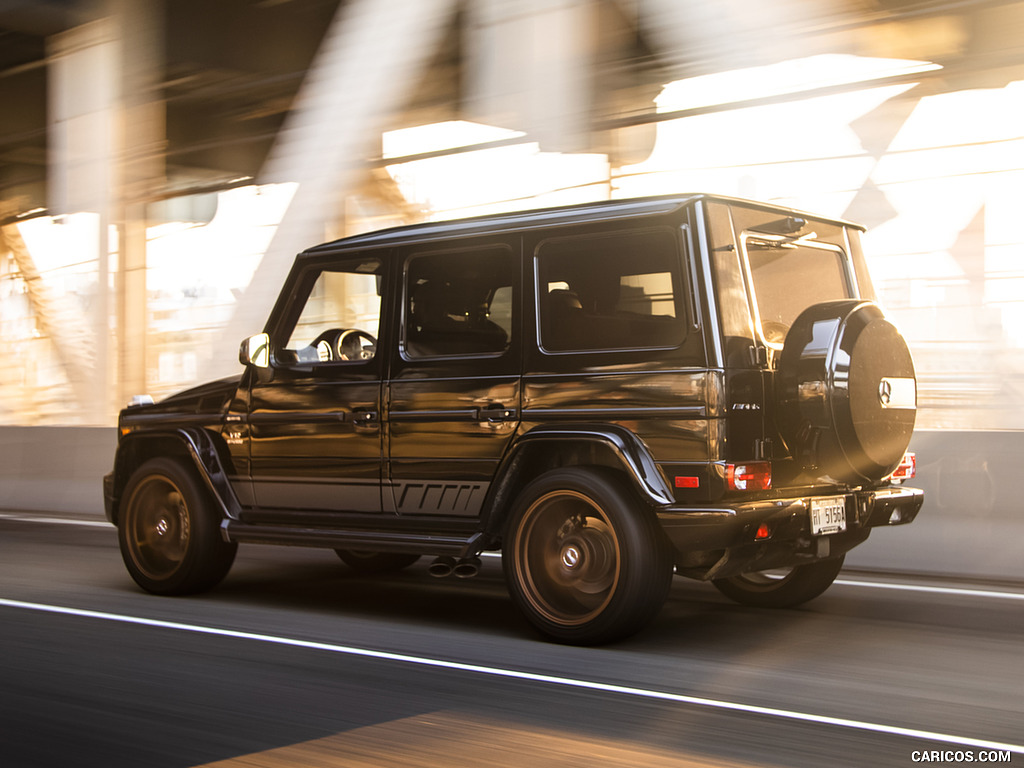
(104, 194, 923, 644)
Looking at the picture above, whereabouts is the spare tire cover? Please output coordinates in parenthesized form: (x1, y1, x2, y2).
(776, 300, 916, 483)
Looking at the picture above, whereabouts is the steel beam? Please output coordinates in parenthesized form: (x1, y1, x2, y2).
(208, 0, 458, 380)
(0, 222, 96, 415)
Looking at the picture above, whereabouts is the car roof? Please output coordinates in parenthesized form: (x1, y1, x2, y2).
(301, 193, 862, 256)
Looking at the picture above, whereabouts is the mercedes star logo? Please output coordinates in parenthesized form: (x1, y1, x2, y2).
(878, 378, 893, 406)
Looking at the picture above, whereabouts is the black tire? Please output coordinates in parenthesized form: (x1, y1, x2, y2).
(335, 550, 421, 574)
(503, 467, 674, 645)
(118, 457, 237, 595)
(712, 555, 845, 608)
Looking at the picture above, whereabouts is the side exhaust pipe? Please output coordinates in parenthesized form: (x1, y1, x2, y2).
(428, 556, 456, 578)
(453, 555, 481, 579)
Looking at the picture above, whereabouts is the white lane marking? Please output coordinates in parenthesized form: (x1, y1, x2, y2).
(490, 552, 1024, 602)
(0, 513, 112, 528)
(835, 579, 1024, 601)
(1, 598, 1021, 756)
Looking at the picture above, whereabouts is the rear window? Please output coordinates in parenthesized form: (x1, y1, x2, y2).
(536, 230, 685, 352)
(743, 237, 852, 346)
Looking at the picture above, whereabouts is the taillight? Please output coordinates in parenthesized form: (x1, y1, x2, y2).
(890, 452, 916, 483)
(727, 462, 772, 491)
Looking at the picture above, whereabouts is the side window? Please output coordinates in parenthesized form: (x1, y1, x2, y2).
(277, 260, 383, 365)
(536, 229, 685, 352)
(404, 247, 515, 359)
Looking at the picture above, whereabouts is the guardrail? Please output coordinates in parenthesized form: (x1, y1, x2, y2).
(0, 426, 1020, 582)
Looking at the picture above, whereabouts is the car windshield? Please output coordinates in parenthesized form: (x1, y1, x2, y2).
(744, 237, 853, 346)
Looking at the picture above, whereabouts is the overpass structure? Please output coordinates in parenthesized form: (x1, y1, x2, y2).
(0, 0, 1022, 580)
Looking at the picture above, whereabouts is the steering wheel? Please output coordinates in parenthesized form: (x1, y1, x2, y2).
(336, 329, 377, 361)
(308, 328, 377, 362)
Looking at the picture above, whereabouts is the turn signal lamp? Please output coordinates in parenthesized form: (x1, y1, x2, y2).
(727, 462, 772, 491)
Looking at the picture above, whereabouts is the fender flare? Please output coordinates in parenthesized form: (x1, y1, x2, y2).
(481, 423, 674, 539)
(111, 427, 242, 525)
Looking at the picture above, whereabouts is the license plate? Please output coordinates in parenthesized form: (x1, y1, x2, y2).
(810, 496, 847, 536)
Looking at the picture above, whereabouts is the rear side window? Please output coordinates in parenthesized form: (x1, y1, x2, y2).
(536, 230, 685, 352)
(403, 247, 515, 359)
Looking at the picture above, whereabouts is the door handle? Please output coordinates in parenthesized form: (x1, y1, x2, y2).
(352, 409, 379, 428)
(476, 404, 517, 422)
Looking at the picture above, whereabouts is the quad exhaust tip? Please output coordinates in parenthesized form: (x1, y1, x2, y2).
(428, 555, 481, 579)
(453, 556, 481, 579)
(428, 556, 456, 578)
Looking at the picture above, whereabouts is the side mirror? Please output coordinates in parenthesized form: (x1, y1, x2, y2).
(239, 333, 270, 368)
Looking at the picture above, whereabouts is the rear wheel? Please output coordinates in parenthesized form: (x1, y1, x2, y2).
(712, 555, 845, 608)
(118, 457, 237, 595)
(503, 467, 673, 645)
(335, 550, 420, 574)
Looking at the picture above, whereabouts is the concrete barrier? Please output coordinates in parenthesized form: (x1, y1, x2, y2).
(844, 430, 1024, 582)
(0, 426, 117, 517)
(0, 426, 1020, 582)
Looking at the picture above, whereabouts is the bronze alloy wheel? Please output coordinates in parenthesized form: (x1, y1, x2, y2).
(118, 458, 236, 595)
(514, 489, 621, 627)
(335, 550, 421, 574)
(712, 555, 846, 609)
(504, 467, 673, 645)
(125, 473, 192, 582)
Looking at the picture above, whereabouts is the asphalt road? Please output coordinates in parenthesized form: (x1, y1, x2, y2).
(1, 513, 1021, 768)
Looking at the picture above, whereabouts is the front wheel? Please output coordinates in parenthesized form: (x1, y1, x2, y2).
(712, 555, 845, 608)
(118, 458, 237, 595)
(503, 468, 673, 645)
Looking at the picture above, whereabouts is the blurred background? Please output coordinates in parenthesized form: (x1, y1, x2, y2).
(0, 0, 1022, 578)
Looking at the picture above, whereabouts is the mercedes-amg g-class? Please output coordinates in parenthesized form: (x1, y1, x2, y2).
(104, 194, 923, 643)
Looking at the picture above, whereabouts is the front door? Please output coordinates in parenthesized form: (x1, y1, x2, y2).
(386, 239, 521, 517)
(248, 253, 388, 515)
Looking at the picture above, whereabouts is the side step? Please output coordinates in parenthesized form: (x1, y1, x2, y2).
(221, 519, 482, 557)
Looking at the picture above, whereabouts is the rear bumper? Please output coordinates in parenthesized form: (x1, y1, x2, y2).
(657, 485, 923, 580)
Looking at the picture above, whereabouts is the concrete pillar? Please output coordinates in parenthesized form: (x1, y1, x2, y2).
(48, 3, 165, 420)
(632, 0, 840, 74)
(467, 0, 595, 152)
(47, 17, 118, 423)
(111, 0, 165, 408)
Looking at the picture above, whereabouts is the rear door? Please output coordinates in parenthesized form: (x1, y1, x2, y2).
(386, 238, 521, 517)
(523, 222, 710, 497)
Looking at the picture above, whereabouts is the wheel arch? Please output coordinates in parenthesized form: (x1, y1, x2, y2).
(480, 424, 674, 544)
(109, 428, 241, 527)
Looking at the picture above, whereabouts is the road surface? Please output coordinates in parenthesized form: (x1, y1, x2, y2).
(1, 512, 1021, 767)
